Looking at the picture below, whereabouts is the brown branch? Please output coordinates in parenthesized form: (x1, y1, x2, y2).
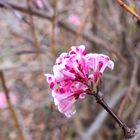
(116, 0, 140, 21)
(0, 2, 53, 20)
(82, 87, 128, 140)
(15, 50, 43, 55)
(10, 30, 34, 46)
(84, 78, 136, 139)
(87, 89, 136, 139)
(26, 0, 40, 51)
(51, 0, 58, 57)
(0, 71, 26, 140)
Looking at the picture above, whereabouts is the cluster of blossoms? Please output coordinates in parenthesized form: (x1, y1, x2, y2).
(45, 45, 114, 118)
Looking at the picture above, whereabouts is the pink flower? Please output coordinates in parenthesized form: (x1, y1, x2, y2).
(45, 45, 114, 117)
(68, 14, 81, 26)
(0, 92, 17, 109)
(35, 0, 44, 9)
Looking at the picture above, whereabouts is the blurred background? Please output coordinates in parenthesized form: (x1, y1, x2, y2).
(0, 0, 140, 140)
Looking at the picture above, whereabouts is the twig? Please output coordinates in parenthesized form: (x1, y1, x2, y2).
(82, 87, 128, 140)
(26, 0, 40, 51)
(0, 71, 26, 140)
(126, 120, 140, 140)
(0, 0, 25, 23)
(116, 0, 140, 21)
(51, 0, 57, 57)
(15, 50, 43, 55)
(15, 108, 33, 140)
(0, 2, 52, 20)
(10, 30, 34, 46)
(87, 89, 136, 139)
(84, 76, 136, 140)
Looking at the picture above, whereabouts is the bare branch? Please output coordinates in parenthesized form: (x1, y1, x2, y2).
(82, 87, 128, 140)
(0, 71, 26, 140)
(116, 0, 140, 21)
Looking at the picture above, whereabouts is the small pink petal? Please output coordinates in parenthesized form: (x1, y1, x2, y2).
(107, 60, 114, 70)
(53, 65, 64, 81)
(56, 53, 68, 64)
(61, 70, 75, 79)
(45, 74, 54, 83)
(57, 96, 76, 113)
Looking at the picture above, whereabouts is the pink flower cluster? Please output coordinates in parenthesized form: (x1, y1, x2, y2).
(45, 45, 114, 117)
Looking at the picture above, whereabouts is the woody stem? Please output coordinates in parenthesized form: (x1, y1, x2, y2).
(0, 71, 25, 140)
(88, 89, 135, 138)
